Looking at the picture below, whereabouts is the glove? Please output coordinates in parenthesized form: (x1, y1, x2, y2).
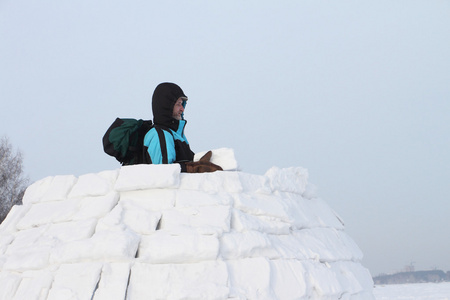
(185, 151, 223, 173)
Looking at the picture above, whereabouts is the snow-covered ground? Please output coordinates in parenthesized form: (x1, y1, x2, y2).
(374, 282, 450, 300)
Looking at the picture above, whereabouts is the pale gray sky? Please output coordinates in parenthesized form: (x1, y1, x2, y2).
(1, 0, 449, 276)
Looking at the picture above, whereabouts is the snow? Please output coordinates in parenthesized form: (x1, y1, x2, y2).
(374, 282, 450, 299)
(0, 148, 375, 299)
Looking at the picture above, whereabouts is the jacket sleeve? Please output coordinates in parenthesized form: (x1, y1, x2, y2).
(143, 128, 176, 164)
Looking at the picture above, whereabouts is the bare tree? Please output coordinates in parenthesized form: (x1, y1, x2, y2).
(0, 136, 29, 223)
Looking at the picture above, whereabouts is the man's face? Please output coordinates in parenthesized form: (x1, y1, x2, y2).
(172, 98, 185, 120)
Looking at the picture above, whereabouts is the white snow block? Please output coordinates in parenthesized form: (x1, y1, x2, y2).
(175, 189, 233, 207)
(270, 259, 309, 300)
(194, 147, 239, 171)
(93, 263, 131, 300)
(72, 192, 119, 221)
(0, 272, 21, 300)
(231, 209, 291, 235)
(278, 191, 345, 230)
(68, 169, 119, 198)
(3, 248, 50, 272)
(40, 175, 78, 202)
(95, 204, 124, 231)
(287, 229, 336, 262)
(120, 189, 176, 211)
(16, 198, 79, 230)
(95, 201, 161, 235)
(330, 261, 374, 296)
(220, 231, 277, 260)
(160, 205, 231, 235)
(47, 262, 103, 300)
(233, 193, 290, 221)
(5, 226, 47, 255)
(293, 228, 363, 262)
(126, 261, 229, 300)
(227, 257, 276, 299)
(114, 164, 180, 191)
(43, 218, 97, 244)
(21, 176, 53, 205)
(268, 234, 309, 260)
(303, 260, 344, 298)
(0, 235, 14, 255)
(12, 270, 53, 300)
(22, 175, 77, 204)
(4, 220, 96, 271)
(138, 231, 219, 263)
(122, 203, 161, 234)
(0, 205, 31, 234)
(276, 192, 318, 229)
(238, 172, 272, 194)
(179, 171, 243, 194)
(265, 166, 308, 194)
(50, 227, 140, 264)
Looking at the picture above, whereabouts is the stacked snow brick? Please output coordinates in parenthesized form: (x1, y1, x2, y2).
(0, 149, 374, 299)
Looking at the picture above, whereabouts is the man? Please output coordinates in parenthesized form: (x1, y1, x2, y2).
(143, 82, 222, 173)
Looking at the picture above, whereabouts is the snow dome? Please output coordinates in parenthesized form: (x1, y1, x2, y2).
(0, 148, 374, 299)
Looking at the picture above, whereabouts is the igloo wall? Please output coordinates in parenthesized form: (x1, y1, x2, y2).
(0, 149, 374, 299)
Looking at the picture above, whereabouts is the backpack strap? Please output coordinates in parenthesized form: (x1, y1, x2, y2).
(154, 126, 169, 164)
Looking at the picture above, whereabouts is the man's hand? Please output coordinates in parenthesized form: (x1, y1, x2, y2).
(185, 151, 223, 173)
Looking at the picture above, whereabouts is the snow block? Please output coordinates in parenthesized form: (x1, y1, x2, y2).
(5, 226, 47, 255)
(0, 271, 22, 300)
(0, 235, 13, 255)
(126, 261, 229, 300)
(227, 257, 276, 299)
(231, 208, 291, 235)
(270, 259, 309, 299)
(179, 171, 243, 194)
(72, 192, 120, 221)
(220, 231, 278, 260)
(16, 198, 79, 230)
(93, 263, 131, 300)
(233, 193, 290, 221)
(12, 269, 53, 300)
(50, 227, 140, 264)
(268, 234, 309, 260)
(120, 189, 176, 211)
(21, 176, 53, 205)
(114, 164, 180, 191)
(159, 205, 231, 235)
(138, 231, 219, 263)
(2, 248, 50, 272)
(0, 205, 31, 234)
(175, 189, 233, 207)
(194, 147, 239, 171)
(292, 228, 362, 262)
(47, 262, 102, 300)
(68, 169, 119, 198)
(40, 175, 78, 203)
(22, 175, 77, 204)
(238, 172, 272, 194)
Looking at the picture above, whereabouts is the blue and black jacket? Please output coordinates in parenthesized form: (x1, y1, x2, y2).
(143, 83, 194, 172)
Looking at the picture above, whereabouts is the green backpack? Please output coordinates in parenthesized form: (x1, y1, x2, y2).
(102, 118, 154, 165)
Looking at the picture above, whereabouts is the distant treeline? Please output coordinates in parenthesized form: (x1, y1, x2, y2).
(373, 270, 450, 285)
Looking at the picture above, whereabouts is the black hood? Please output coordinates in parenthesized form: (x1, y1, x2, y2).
(152, 82, 187, 129)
